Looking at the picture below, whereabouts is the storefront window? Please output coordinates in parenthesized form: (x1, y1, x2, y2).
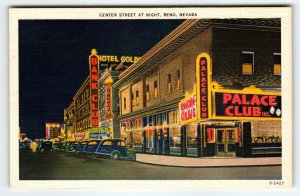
(132, 130, 143, 152)
(145, 129, 154, 153)
(186, 123, 198, 157)
(169, 127, 181, 155)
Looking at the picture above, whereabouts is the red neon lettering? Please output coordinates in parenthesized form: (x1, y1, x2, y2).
(250, 95, 261, 105)
(91, 57, 98, 65)
(232, 94, 242, 105)
(91, 65, 98, 73)
(92, 111, 98, 118)
(201, 60, 206, 65)
(225, 106, 233, 116)
(241, 94, 250, 105)
(253, 107, 261, 116)
(91, 73, 98, 81)
(92, 119, 98, 126)
(91, 103, 97, 110)
(269, 96, 277, 106)
(91, 82, 97, 90)
(223, 94, 232, 104)
(91, 95, 98, 102)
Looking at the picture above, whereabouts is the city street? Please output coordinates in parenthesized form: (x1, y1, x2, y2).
(19, 151, 282, 180)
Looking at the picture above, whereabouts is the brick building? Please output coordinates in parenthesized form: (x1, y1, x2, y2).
(113, 19, 281, 157)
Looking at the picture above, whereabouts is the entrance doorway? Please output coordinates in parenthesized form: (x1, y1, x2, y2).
(215, 128, 236, 157)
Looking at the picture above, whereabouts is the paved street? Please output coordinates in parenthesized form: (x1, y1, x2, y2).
(19, 151, 282, 180)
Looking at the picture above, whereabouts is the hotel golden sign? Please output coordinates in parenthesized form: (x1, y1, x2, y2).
(99, 55, 141, 63)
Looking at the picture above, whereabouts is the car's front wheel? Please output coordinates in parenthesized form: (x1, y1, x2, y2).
(111, 151, 120, 160)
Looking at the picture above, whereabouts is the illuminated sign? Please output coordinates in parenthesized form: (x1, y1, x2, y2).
(74, 133, 85, 139)
(214, 92, 281, 118)
(104, 77, 113, 119)
(180, 95, 196, 122)
(89, 49, 99, 127)
(196, 53, 211, 120)
(200, 57, 208, 118)
(99, 55, 141, 63)
(207, 128, 215, 143)
(179, 85, 197, 124)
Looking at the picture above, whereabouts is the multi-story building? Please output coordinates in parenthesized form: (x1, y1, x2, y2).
(65, 49, 134, 141)
(72, 76, 91, 140)
(97, 67, 122, 139)
(113, 19, 281, 157)
(45, 123, 61, 140)
(64, 101, 75, 141)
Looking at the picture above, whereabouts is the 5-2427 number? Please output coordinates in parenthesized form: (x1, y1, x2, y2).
(269, 181, 285, 186)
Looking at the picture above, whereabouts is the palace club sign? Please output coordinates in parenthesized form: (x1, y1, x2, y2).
(196, 53, 211, 119)
(90, 49, 99, 127)
(214, 92, 282, 118)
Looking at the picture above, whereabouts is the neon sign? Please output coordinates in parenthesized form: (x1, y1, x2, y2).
(180, 95, 196, 122)
(215, 92, 281, 118)
(89, 49, 99, 127)
(196, 53, 211, 119)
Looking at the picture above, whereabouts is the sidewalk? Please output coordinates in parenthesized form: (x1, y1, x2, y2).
(136, 153, 281, 167)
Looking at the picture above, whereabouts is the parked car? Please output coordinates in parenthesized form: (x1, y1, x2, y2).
(39, 141, 53, 151)
(95, 139, 135, 160)
(83, 140, 102, 154)
(19, 141, 30, 151)
(67, 141, 80, 152)
(75, 141, 88, 153)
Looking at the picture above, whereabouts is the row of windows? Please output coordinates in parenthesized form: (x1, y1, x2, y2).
(123, 70, 181, 110)
(75, 104, 90, 119)
(76, 118, 90, 131)
(242, 52, 281, 75)
(75, 88, 90, 108)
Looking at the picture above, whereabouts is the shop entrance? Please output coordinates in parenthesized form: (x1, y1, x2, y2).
(215, 128, 236, 157)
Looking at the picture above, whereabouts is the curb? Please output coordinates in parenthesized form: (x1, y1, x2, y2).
(136, 153, 282, 168)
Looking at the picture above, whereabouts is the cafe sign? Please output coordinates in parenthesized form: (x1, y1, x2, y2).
(179, 85, 197, 124)
(212, 85, 281, 120)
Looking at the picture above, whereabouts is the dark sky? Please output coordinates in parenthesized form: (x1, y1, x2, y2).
(19, 19, 184, 139)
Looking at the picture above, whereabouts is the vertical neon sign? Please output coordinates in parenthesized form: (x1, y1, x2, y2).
(89, 49, 99, 127)
(196, 53, 212, 120)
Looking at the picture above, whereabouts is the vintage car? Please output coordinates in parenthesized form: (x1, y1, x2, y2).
(39, 141, 53, 151)
(67, 141, 80, 152)
(75, 141, 88, 153)
(95, 139, 135, 160)
(82, 140, 102, 154)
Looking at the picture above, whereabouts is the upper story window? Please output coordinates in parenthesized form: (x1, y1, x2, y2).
(167, 74, 172, 93)
(123, 97, 126, 110)
(273, 53, 281, 75)
(135, 91, 139, 106)
(154, 80, 158, 98)
(177, 70, 181, 89)
(131, 92, 135, 106)
(146, 84, 150, 102)
(242, 51, 254, 75)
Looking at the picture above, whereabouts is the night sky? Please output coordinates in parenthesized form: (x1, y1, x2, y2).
(19, 19, 184, 139)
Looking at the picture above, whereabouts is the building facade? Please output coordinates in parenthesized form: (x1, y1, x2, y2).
(45, 123, 62, 141)
(65, 49, 133, 141)
(113, 19, 281, 157)
(64, 101, 75, 141)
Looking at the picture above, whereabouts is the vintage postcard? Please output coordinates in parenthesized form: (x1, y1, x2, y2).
(9, 7, 292, 189)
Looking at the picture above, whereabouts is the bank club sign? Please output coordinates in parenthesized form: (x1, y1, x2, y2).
(89, 49, 99, 127)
